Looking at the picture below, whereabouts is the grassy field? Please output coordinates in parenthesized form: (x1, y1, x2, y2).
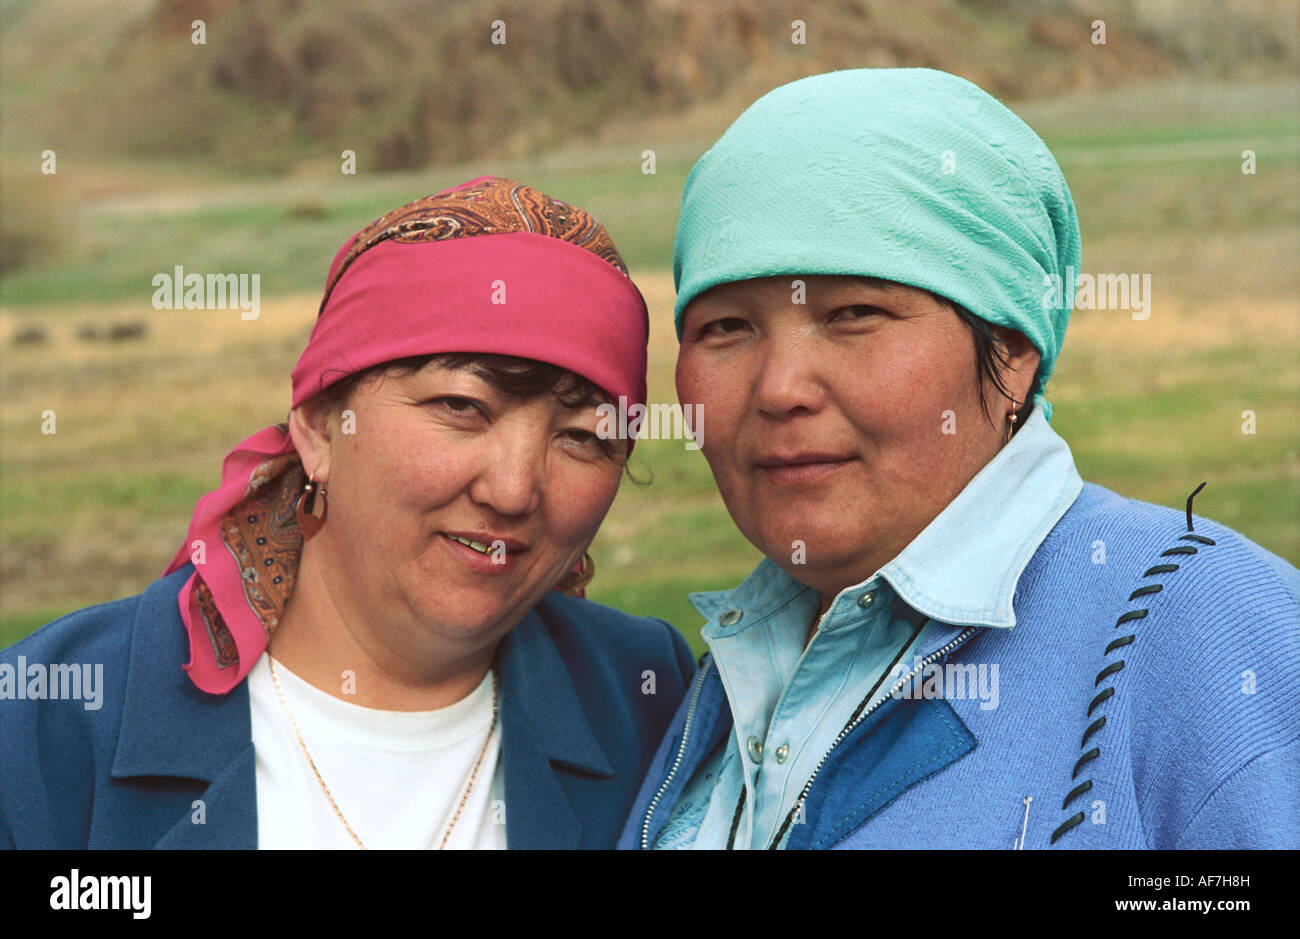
(2, 79, 1297, 655)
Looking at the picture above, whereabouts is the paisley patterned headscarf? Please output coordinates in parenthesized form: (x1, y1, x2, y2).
(164, 176, 648, 694)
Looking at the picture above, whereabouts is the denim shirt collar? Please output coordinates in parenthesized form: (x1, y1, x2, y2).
(689, 407, 1083, 631)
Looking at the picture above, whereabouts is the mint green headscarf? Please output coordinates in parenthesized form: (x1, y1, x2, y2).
(672, 68, 1081, 419)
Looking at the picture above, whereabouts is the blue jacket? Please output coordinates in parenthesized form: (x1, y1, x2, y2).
(0, 564, 695, 849)
(619, 484, 1300, 849)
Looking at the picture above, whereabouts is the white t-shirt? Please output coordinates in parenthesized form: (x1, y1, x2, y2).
(248, 653, 506, 849)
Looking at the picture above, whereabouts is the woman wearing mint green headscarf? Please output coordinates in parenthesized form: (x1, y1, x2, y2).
(620, 68, 1299, 850)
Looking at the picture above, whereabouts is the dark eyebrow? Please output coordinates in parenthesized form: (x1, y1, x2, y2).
(560, 394, 611, 411)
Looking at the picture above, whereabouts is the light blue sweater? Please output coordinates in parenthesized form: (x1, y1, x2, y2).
(621, 478, 1300, 849)
(651, 407, 1083, 849)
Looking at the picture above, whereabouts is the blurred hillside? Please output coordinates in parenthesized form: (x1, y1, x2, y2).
(2, 0, 1297, 175)
(1, 1, 1296, 646)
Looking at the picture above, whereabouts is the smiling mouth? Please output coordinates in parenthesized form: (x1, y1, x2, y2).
(442, 533, 496, 555)
(439, 531, 530, 556)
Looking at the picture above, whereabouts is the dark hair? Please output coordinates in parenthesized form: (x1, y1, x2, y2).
(930, 294, 1035, 431)
(320, 352, 600, 409)
(314, 352, 646, 475)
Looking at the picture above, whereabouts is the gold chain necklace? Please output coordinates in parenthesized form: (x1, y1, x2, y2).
(266, 653, 500, 850)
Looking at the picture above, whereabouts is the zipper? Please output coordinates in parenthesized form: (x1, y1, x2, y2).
(639, 657, 714, 850)
(768, 624, 979, 848)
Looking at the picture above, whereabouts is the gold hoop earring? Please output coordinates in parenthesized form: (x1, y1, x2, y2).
(296, 470, 328, 540)
(557, 552, 595, 597)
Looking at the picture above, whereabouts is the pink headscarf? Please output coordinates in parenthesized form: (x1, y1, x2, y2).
(163, 177, 648, 694)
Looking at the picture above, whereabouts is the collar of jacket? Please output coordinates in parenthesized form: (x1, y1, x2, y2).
(109, 564, 613, 849)
(688, 406, 1083, 632)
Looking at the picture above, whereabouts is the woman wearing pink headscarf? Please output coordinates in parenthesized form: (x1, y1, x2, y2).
(0, 177, 695, 850)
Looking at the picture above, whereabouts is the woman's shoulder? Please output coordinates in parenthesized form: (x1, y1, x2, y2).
(1051, 478, 1300, 651)
(1049, 484, 1299, 846)
(1027, 479, 1297, 721)
(2, 591, 143, 668)
(532, 591, 696, 682)
(0, 582, 168, 846)
(1018, 482, 1299, 846)
(0, 572, 181, 732)
(1041, 481, 1298, 606)
(0, 568, 187, 750)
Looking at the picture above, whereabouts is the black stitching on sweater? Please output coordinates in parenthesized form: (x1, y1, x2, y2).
(1095, 661, 1125, 685)
(1072, 748, 1100, 779)
(1088, 687, 1115, 717)
(1050, 812, 1085, 843)
(1052, 483, 1214, 847)
(1105, 635, 1135, 656)
(1185, 481, 1206, 531)
(1063, 779, 1093, 810)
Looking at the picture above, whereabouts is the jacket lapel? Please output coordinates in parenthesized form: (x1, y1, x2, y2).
(495, 609, 614, 849)
(634, 655, 733, 849)
(153, 745, 258, 848)
(104, 566, 258, 849)
(786, 695, 976, 849)
(106, 569, 617, 850)
(784, 622, 981, 849)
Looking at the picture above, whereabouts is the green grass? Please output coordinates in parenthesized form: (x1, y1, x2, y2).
(1045, 116, 1300, 152)
(2, 80, 1298, 654)
(3, 78, 1296, 308)
(1, 468, 210, 540)
(0, 609, 69, 651)
(0, 158, 696, 308)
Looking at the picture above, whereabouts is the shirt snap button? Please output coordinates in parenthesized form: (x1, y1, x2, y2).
(747, 735, 763, 763)
(857, 590, 877, 609)
(775, 743, 789, 764)
(719, 608, 744, 626)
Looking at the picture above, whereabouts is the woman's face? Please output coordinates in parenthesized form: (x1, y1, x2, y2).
(294, 360, 626, 652)
(676, 274, 1038, 600)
